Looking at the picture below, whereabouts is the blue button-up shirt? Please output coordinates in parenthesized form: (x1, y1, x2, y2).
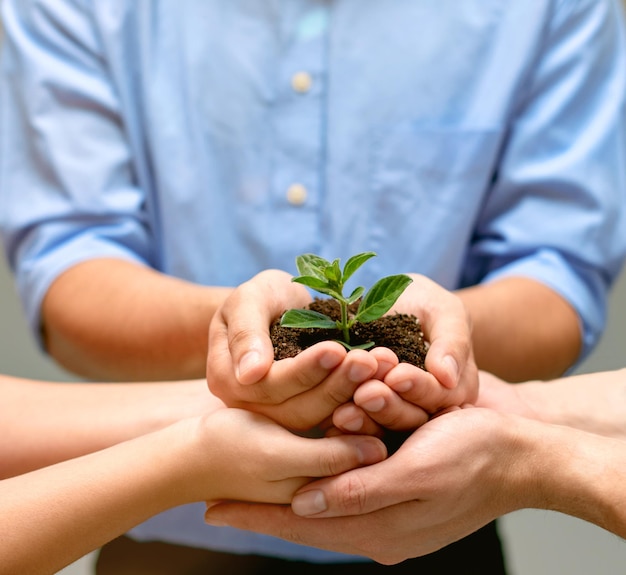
(2, 0, 626, 562)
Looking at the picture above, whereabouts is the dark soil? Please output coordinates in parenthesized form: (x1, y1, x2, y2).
(270, 298, 428, 369)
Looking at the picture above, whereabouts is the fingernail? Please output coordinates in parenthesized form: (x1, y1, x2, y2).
(442, 355, 459, 388)
(360, 396, 385, 413)
(292, 490, 327, 516)
(377, 360, 394, 375)
(391, 380, 412, 393)
(356, 439, 386, 464)
(236, 350, 261, 381)
(320, 351, 342, 370)
(348, 363, 372, 382)
(341, 413, 364, 432)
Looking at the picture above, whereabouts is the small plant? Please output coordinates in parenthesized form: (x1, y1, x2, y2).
(280, 252, 413, 350)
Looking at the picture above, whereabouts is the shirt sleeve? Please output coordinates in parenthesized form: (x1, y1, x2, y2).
(462, 0, 626, 361)
(0, 0, 152, 343)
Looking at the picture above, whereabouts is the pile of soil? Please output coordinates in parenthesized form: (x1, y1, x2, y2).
(270, 298, 428, 369)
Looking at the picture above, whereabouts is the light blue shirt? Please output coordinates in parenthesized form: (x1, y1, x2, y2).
(2, 0, 626, 562)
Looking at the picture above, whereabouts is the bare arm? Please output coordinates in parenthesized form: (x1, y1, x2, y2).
(0, 373, 386, 575)
(456, 276, 581, 381)
(477, 368, 626, 441)
(0, 410, 385, 575)
(0, 376, 221, 478)
(41, 258, 232, 380)
(534, 421, 626, 540)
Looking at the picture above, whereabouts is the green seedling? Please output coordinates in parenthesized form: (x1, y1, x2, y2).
(280, 252, 413, 350)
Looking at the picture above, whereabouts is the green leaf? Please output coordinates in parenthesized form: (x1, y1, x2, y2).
(280, 309, 337, 330)
(292, 276, 343, 300)
(323, 259, 343, 285)
(295, 254, 331, 280)
(342, 252, 377, 283)
(354, 274, 413, 323)
(346, 285, 365, 305)
(292, 275, 330, 291)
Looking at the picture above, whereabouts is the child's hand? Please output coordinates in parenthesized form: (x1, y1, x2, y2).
(181, 408, 387, 505)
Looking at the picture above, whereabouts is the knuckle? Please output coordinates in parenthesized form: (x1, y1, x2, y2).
(336, 475, 369, 513)
(228, 326, 256, 351)
(316, 445, 342, 476)
(324, 381, 355, 408)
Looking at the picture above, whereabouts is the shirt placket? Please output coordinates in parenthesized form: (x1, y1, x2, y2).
(270, 8, 327, 254)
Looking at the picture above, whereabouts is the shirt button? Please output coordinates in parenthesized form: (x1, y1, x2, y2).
(286, 184, 308, 205)
(291, 71, 313, 94)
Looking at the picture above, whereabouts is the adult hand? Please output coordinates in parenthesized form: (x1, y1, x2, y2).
(205, 407, 530, 564)
(206, 270, 384, 430)
(332, 275, 479, 434)
(474, 370, 538, 417)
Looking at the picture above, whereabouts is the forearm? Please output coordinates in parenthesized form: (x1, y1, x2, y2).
(492, 413, 626, 539)
(516, 368, 626, 441)
(41, 258, 232, 380)
(456, 276, 581, 381)
(0, 376, 222, 478)
(526, 421, 626, 539)
(0, 420, 196, 575)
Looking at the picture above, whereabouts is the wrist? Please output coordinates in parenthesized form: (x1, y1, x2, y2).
(486, 413, 552, 512)
(530, 425, 626, 537)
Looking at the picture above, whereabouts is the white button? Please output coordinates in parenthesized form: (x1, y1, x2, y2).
(291, 71, 313, 93)
(286, 183, 308, 205)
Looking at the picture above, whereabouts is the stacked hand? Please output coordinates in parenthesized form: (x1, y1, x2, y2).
(204, 269, 493, 564)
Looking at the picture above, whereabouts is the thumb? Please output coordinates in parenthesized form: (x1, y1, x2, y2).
(225, 270, 307, 385)
(291, 455, 401, 518)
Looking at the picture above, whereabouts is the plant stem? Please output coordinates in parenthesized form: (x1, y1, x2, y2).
(340, 301, 351, 344)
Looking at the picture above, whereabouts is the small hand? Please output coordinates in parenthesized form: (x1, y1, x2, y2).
(185, 408, 387, 506)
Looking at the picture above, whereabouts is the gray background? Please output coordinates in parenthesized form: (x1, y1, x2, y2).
(1, 3, 626, 573)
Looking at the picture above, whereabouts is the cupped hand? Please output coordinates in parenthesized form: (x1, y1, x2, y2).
(207, 270, 381, 430)
(390, 274, 476, 390)
(333, 275, 479, 435)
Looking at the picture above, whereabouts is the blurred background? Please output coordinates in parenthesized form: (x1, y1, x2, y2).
(1, 2, 626, 574)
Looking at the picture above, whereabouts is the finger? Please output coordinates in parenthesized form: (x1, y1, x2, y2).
(332, 402, 384, 436)
(204, 504, 370, 558)
(250, 341, 347, 404)
(291, 453, 407, 518)
(393, 274, 472, 390)
(294, 435, 388, 478)
(263, 349, 378, 429)
(368, 346, 399, 380)
(225, 270, 311, 385)
(384, 362, 449, 413)
(204, 501, 433, 565)
(353, 380, 429, 430)
(419, 288, 472, 390)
